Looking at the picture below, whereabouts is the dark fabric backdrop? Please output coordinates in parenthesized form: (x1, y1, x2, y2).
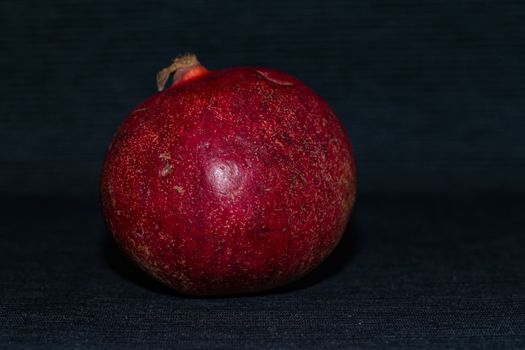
(2, 0, 525, 348)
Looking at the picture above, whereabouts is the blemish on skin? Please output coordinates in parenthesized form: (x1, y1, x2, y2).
(160, 164, 174, 176)
(138, 245, 150, 257)
(273, 139, 285, 148)
(159, 152, 171, 160)
(174, 185, 185, 194)
(255, 69, 294, 86)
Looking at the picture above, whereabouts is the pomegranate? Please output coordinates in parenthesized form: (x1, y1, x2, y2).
(100, 54, 356, 295)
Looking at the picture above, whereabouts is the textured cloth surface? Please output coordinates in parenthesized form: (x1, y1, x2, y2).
(2, 0, 525, 348)
(2, 195, 525, 349)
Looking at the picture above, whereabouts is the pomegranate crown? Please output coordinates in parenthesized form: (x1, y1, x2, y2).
(156, 53, 208, 91)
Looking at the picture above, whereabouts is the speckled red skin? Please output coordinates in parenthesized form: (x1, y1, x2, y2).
(100, 66, 356, 296)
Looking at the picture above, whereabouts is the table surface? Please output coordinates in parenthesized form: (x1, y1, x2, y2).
(2, 194, 524, 349)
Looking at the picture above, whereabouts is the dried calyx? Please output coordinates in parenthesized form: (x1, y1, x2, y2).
(156, 53, 209, 91)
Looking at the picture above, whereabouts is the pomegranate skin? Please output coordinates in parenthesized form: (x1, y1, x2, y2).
(100, 66, 356, 296)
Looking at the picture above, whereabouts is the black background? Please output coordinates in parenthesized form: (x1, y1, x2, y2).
(2, 0, 525, 348)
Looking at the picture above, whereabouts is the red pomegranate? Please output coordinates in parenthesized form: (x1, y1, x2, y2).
(100, 54, 356, 295)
